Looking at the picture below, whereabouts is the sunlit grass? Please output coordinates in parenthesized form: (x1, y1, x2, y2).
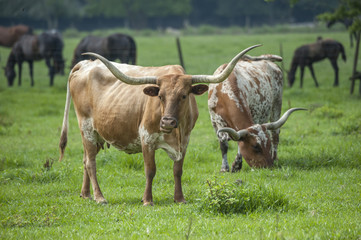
(0, 30, 360, 239)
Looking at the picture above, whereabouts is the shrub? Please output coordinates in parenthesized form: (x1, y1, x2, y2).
(314, 105, 343, 119)
(199, 176, 291, 215)
(337, 114, 361, 135)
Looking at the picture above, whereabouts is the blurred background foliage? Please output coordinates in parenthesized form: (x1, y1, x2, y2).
(0, 0, 348, 30)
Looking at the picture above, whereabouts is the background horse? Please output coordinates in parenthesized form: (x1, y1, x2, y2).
(70, 33, 136, 68)
(0, 24, 33, 48)
(287, 38, 346, 88)
(4, 31, 65, 86)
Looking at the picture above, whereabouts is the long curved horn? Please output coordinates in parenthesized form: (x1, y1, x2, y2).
(82, 52, 157, 85)
(264, 108, 307, 130)
(217, 127, 249, 141)
(191, 44, 262, 84)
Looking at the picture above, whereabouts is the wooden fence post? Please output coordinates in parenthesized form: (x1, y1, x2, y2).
(350, 31, 361, 94)
(176, 37, 185, 71)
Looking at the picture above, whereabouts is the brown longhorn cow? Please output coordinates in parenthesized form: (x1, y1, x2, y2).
(59, 45, 260, 205)
(208, 55, 306, 172)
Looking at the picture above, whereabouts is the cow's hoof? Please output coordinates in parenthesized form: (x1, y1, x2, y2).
(174, 199, 187, 204)
(80, 193, 92, 200)
(231, 160, 242, 173)
(95, 197, 108, 205)
(143, 202, 154, 206)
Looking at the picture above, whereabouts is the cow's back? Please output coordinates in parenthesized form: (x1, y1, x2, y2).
(209, 60, 283, 126)
(235, 60, 283, 123)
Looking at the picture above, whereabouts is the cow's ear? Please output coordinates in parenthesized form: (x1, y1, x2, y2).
(143, 86, 160, 97)
(191, 84, 208, 95)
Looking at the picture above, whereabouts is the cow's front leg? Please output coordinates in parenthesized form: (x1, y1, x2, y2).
(270, 129, 280, 162)
(220, 140, 230, 172)
(82, 138, 107, 204)
(142, 145, 156, 206)
(173, 157, 186, 203)
(231, 145, 242, 172)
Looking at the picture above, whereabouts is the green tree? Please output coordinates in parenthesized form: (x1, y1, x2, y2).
(216, 0, 270, 26)
(0, 0, 81, 29)
(84, 0, 191, 29)
(318, 0, 361, 35)
(318, 0, 361, 94)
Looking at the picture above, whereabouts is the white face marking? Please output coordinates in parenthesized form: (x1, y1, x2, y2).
(248, 124, 268, 148)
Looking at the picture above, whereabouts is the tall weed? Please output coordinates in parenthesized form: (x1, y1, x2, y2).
(200, 176, 291, 215)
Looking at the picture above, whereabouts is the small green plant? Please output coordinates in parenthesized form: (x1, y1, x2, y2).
(200, 176, 291, 215)
(337, 114, 361, 135)
(314, 105, 343, 119)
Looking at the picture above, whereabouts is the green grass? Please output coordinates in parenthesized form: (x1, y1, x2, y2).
(0, 30, 361, 239)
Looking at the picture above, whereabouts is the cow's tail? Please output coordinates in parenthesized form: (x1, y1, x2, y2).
(59, 80, 71, 162)
(339, 42, 346, 62)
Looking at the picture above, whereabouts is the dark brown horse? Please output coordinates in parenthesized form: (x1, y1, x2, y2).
(4, 31, 65, 86)
(288, 38, 346, 88)
(70, 33, 136, 68)
(0, 25, 33, 48)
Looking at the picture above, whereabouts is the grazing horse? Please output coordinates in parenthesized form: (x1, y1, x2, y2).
(288, 38, 346, 88)
(0, 24, 33, 48)
(70, 33, 136, 68)
(4, 31, 65, 87)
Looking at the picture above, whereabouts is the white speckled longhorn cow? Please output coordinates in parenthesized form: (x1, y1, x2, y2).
(59, 45, 260, 206)
(208, 55, 306, 172)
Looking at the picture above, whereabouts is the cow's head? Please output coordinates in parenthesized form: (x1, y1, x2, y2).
(143, 75, 209, 133)
(83, 44, 261, 133)
(218, 108, 306, 167)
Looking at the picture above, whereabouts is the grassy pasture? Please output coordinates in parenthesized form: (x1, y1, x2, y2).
(0, 30, 361, 239)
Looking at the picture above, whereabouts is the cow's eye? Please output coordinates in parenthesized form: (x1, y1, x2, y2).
(253, 144, 262, 153)
(182, 95, 186, 99)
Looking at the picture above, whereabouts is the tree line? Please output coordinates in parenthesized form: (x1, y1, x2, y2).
(0, 0, 340, 30)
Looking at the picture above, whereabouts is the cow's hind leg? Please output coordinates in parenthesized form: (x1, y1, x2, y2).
(81, 138, 107, 204)
(231, 145, 242, 172)
(220, 140, 230, 172)
(80, 152, 91, 200)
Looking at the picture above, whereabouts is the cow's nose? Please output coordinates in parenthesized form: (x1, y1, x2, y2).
(160, 117, 178, 129)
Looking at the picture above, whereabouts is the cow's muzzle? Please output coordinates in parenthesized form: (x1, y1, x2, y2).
(160, 117, 178, 133)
